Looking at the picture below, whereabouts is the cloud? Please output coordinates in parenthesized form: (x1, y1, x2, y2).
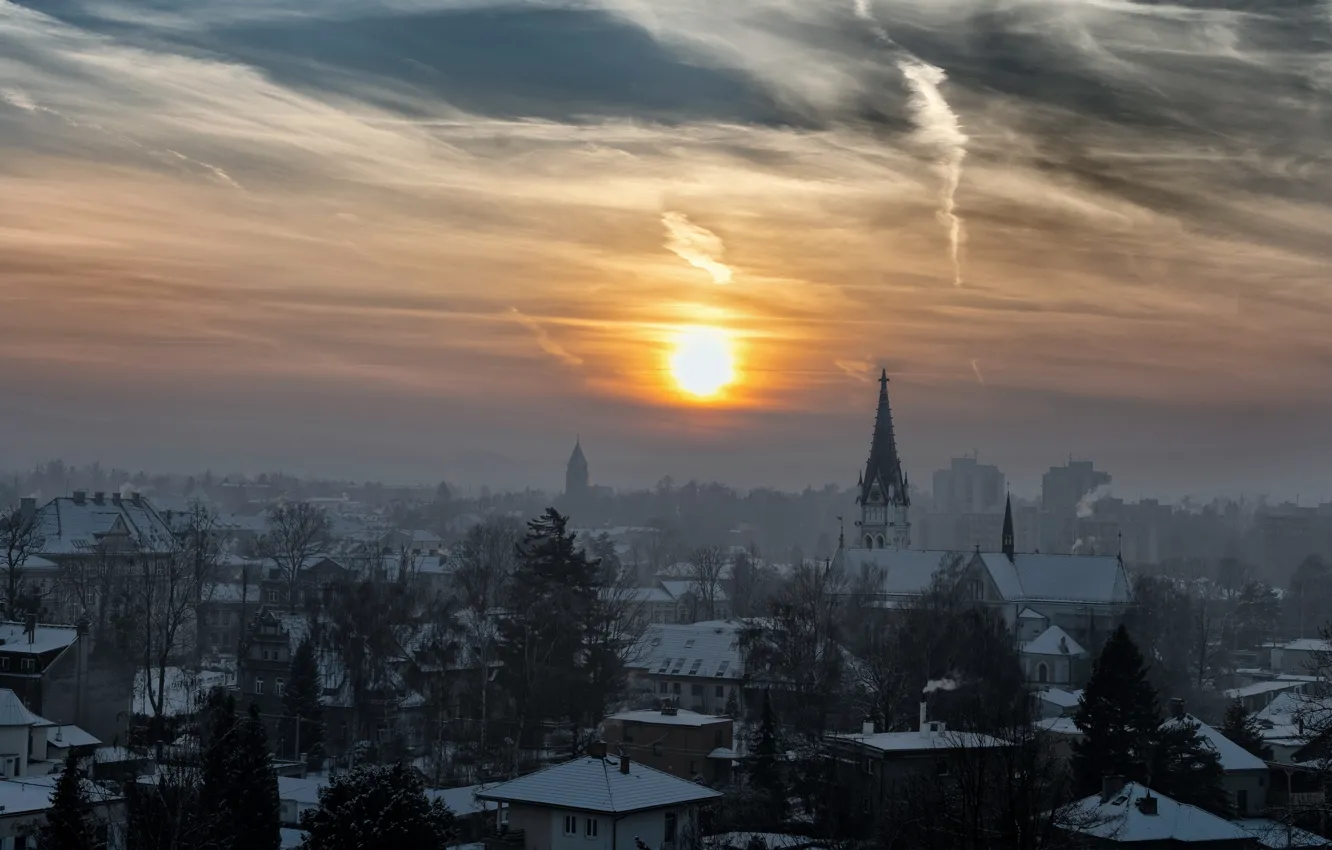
(835, 359, 875, 382)
(508, 308, 583, 367)
(898, 59, 967, 287)
(662, 211, 734, 284)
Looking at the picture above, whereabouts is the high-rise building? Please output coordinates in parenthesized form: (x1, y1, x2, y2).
(932, 456, 1006, 515)
(1041, 460, 1111, 516)
(855, 370, 911, 550)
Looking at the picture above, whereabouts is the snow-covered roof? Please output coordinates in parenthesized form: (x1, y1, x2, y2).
(1226, 681, 1306, 700)
(605, 709, 730, 728)
(1162, 714, 1267, 772)
(706, 834, 819, 850)
(1018, 607, 1047, 620)
(133, 667, 231, 717)
(203, 583, 263, 605)
(0, 622, 79, 656)
(279, 776, 496, 816)
(47, 724, 101, 749)
(629, 621, 744, 680)
(1060, 782, 1254, 843)
(0, 689, 49, 727)
(477, 756, 722, 814)
(1282, 639, 1332, 653)
(838, 549, 957, 597)
(1023, 625, 1087, 657)
(832, 728, 1008, 753)
(1237, 818, 1332, 848)
(626, 587, 675, 605)
(972, 552, 1131, 604)
(34, 494, 177, 555)
(1038, 688, 1082, 709)
(659, 581, 729, 603)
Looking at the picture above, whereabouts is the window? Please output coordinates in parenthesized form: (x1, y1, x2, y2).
(714, 730, 724, 747)
(691, 684, 704, 697)
(664, 813, 678, 844)
(684, 639, 695, 649)
(1237, 790, 1249, 814)
(0, 658, 9, 671)
(936, 760, 950, 777)
(256, 678, 265, 695)
(262, 649, 270, 661)
(266, 590, 279, 603)
(624, 726, 635, 743)
(689, 761, 697, 775)
(584, 818, 599, 839)
(715, 685, 725, 698)
(1036, 663, 1048, 684)
(687, 660, 703, 676)
(714, 661, 730, 678)
(276, 679, 286, 697)
(563, 816, 578, 836)
(15, 834, 28, 850)
(672, 682, 680, 695)
(658, 682, 669, 694)
(656, 657, 673, 674)
(21, 658, 34, 673)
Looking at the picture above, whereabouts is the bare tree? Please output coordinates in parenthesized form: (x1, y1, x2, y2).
(59, 543, 126, 642)
(685, 545, 726, 622)
(259, 502, 331, 611)
(0, 501, 45, 619)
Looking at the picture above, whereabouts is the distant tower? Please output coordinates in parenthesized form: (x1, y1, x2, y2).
(856, 370, 911, 550)
(565, 438, 589, 500)
(1002, 493, 1015, 560)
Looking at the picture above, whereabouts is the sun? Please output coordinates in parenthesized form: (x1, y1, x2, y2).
(669, 326, 737, 399)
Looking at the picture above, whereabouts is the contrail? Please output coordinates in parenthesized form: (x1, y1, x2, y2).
(835, 359, 875, 382)
(899, 60, 968, 286)
(509, 308, 582, 367)
(971, 359, 985, 384)
(663, 211, 733, 284)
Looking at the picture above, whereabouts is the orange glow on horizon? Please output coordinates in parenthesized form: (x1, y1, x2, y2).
(668, 325, 738, 401)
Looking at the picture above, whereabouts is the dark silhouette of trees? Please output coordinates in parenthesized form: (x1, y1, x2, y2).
(38, 753, 97, 850)
(298, 763, 455, 850)
(0, 501, 44, 620)
(260, 502, 331, 610)
(1220, 698, 1273, 760)
(284, 637, 324, 764)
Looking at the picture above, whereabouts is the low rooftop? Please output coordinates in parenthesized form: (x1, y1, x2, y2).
(605, 708, 730, 728)
(1060, 782, 1255, 844)
(477, 756, 722, 814)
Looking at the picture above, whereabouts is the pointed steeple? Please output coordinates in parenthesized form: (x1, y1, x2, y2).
(859, 370, 909, 508)
(1002, 493, 1015, 561)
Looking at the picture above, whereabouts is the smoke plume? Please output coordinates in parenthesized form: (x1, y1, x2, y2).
(898, 60, 968, 286)
(923, 677, 960, 694)
(1076, 484, 1112, 519)
(663, 211, 733, 285)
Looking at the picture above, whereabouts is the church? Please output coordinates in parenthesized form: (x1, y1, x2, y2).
(835, 370, 1133, 688)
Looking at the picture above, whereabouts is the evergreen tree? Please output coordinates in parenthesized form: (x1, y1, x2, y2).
(1151, 715, 1230, 814)
(284, 637, 324, 760)
(299, 762, 456, 850)
(746, 690, 785, 827)
(1073, 625, 1161, 793)
(201, 694, 280, 850)
(1220, 698, 1273, 760)
(38, 753, 96, 850)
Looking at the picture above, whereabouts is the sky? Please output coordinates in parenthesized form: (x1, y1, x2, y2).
(1, 0, 1330, 499)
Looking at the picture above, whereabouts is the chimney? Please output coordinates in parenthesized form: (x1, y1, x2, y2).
(132, 492, 143, 506)
(1136, 793, 1158, 816)
(112, 493, 122, 506)
(919, 701, 928, 733)
(619, 754, 631, 775)
(1100, 775, 1126, 803)
(1169, 698, 1185, 720)
(75, 616, 90, 729)
(72, 491, 86, 506)
(862, 720, 875, 736)
(18, 498, 35, 520)
(92, 492, 104, 505)
(587, 740, 606, 759)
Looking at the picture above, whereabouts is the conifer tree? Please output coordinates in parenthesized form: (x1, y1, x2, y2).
(1073, 625, 1160, 793)
(747, 689, 785, 827)
(299, 762, 455, 850)
(38, 753, 96, 850)
(285, 636, 324, 761)
(201, 694, 280, 850)
(1220, 698, 1273, 760)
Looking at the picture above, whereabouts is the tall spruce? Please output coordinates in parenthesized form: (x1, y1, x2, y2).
(284, 637, 324, 761)
(497, 508, 603, 746)
(201, 694, 280, 850)
(38, 753, 96, 850)
(298, 762, 455, 850)
(1220, 698, 1273, 760)
(747, 689, 786, 827)
(1073, 625, 1162, 792)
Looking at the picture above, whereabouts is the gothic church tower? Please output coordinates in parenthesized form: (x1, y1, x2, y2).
(856, 370, 911, 549)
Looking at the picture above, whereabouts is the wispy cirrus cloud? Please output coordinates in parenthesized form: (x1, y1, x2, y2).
(662, 211, 733, 284)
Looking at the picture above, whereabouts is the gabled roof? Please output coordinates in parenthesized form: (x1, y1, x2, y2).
(47, 725, 101, 748)
(837, 549, 956, 597)
(0, 689, 47, 727)
(972, 552, 1130, 604)
(1059, 782, 1253, 843)
(1023, 625, 1088, 657)
(1038, 688, 1083, 710)
(605, 708, 730, 728)
(0, 622, 80, 656)
(629, 622, 743, 680)
(660, 580, 729, 603)
(34, 494, 177, 555)
(476, 756, 721, 814)
(1162, 714, 1267, 773)
(833, 728, 1008, 754)
(1019, 607, 1048, 620)
(1236, 818, 1332, 848)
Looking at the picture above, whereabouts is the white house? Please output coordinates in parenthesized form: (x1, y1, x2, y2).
(477, 756, 722, 850)
(1021, 625, 1088, 688)
(1162, 706, 1270, 817)
(1058, 779, 1256, 848)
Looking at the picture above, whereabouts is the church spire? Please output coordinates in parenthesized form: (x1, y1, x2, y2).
(859, 370, 908, 509)
(1002, 493, 1015, 561)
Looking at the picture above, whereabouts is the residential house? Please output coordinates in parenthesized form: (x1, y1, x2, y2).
(259, 557, 349, 609)
(1271, 641, 1328, 677)
(0, 619, 132, 747)
(658, 582, 730, 624)
(382, 529, 444, 557)
(626, 622, 744, 716)
(0, 688, 126, 848)
(477, 755, 722, 850)
(197, 582, 263, 659)
(600, 706, 734, 785)
(1163, 701, 1271, 818)
(825, 703, 1009, 832)
(1036, 688, 1082, 720)
(1058, 779, 1258, 849)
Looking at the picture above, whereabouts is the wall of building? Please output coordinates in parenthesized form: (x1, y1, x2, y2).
(1224, 771, 1269, 818)
(43, 640, 134, 746)
(604, 719, 732, 783)
(510, 805, 696, 850)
